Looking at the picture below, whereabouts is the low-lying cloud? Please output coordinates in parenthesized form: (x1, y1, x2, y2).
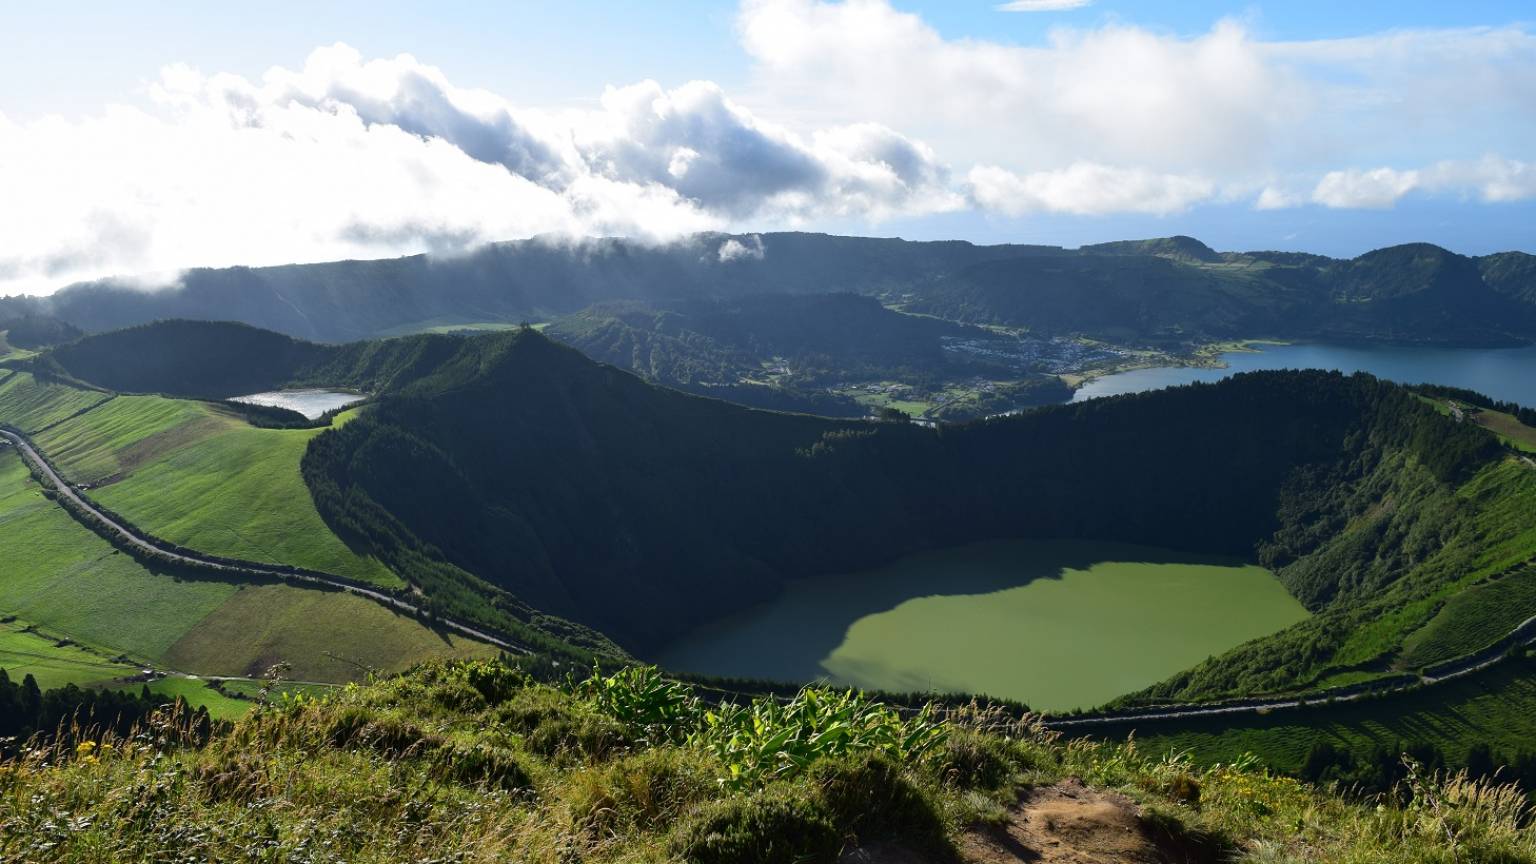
(3, 1, 1535, 295)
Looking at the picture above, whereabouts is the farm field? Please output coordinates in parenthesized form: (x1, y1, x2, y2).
(0, 371, 112, 434)
(160, 583, 497, 682)
(0, 448, 493, 688)
(0, 620, 139, 691)
(32, 394, 401, 588)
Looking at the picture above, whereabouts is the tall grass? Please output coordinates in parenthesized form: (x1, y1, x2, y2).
(4, 660, 1536, 863)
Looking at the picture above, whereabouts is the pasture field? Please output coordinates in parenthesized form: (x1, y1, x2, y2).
(160, 583, 498, 683)
(133, 677, 256, 721)
(1124, 654, 1536, 774)
(37, 396, 401, 588)
(0, 621, 138, 691)
(0, 449, 237, 660)
(1398, 565, 1536, 668)
(0, 371, 112, 434)
(0, 448, 493, 688)
(1475, 407, 1536, 452)
(34, 394, 222, 482)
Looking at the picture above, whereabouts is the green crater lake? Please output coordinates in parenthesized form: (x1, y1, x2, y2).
(654, 540, 1309, 711)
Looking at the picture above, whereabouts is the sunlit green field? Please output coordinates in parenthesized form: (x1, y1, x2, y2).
(0, 371, 112, 433)
(656, 539, 1309, 711)
(0, 448, 492, 689)
(0, 621, 138, 691)
(34, 395, 400, 588)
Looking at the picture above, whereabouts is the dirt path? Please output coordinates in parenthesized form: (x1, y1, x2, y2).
(845, 779, 1219, 864)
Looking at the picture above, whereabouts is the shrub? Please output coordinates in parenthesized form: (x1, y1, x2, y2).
(669, 788, 842, 864)
(810, 753, 950, 856)
(565, 748, 718, 840)
(934, 730, 1014, 790)
(429, 742, 532, 791)
(324, 706, 439, 756)
(497, 687, 626, 761)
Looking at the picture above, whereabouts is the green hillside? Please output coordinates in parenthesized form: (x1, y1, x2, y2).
(0, 447, 491, 686)
(11, 233, 1536, 346)
(545, 294, 1071, 419)
(1121, 653, 1536, 789)
(0, 371, 112, 433)
(26, 393, 401, 588)
(303, 327, 1520, 703)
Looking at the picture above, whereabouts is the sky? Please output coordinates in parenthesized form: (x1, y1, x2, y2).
(1, 0, 1533, 295)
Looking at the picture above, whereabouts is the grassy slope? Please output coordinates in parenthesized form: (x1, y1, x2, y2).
(0, 449, 492, 686)
(1391, 458, 1536, 668)
(0, 372, 112, 434)
(0, 621, 139, 691)
(0, 450, 237, 660)
(6, 661, 1536, 864)
(1127, 656, 1536, 775)
(161, 583, 496, 682)
(36, 397, 401, 588)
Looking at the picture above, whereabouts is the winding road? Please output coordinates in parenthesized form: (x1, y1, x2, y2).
(0, 427, 530, 657)
(7, 425, 1536, 730)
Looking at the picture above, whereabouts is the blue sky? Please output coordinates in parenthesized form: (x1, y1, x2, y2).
(2, 1, 1533, 293)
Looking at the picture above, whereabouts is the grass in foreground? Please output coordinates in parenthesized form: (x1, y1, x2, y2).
(3, 661, 1533, 863)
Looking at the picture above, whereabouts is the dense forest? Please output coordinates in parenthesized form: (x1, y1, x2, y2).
(18, 320, 468, 400)
(299, 327, 1503, 692)
(4, 233, 1535, 346)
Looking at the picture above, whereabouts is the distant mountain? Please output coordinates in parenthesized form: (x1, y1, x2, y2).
(6, 233, 1534, 347)
(0, 314, 82, 350)
(23, 320, 468, 400)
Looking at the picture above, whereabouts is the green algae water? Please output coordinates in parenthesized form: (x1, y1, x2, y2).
(654, 540, 1308, 711)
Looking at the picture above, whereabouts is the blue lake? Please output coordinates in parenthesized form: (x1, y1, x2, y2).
(1074, 343, 1536, 407)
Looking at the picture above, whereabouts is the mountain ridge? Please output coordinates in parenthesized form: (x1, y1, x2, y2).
(4, 232, 1534, 347)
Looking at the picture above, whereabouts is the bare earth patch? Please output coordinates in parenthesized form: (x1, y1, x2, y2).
(846, 779, 1214, 864)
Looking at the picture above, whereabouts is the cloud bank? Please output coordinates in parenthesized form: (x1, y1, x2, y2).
(2, 1, 1534, 294)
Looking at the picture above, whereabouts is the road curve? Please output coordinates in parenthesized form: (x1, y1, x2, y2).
(0, 428, 529, 657)
(8, 426, 1534, 729)
(1046, 612, 1536, 730)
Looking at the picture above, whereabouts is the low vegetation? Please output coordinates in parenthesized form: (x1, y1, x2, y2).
(8, 660, 1536, 863)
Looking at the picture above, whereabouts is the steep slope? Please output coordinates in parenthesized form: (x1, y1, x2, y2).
(24, 320, 467, 400)
(301, 328, 1505, 674)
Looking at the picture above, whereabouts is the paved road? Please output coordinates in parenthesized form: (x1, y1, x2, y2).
(10, 425, 1534, 729)
(1, 428, 529, 657)
(1046, 610, 1536, 730)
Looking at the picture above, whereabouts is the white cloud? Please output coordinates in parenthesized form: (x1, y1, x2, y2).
(996, 0, 1091, 11)
(0, 43, 954, 295)
(738, 1, 1536, 207)
(718, 235, 766, 262)
(1312, 168, 1421, 209)
(1305, 156, 1536, 210)
(1421, 155, 1536, 203)
(6, 6, 1536, 294)
(967, 163, 1214, 216)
